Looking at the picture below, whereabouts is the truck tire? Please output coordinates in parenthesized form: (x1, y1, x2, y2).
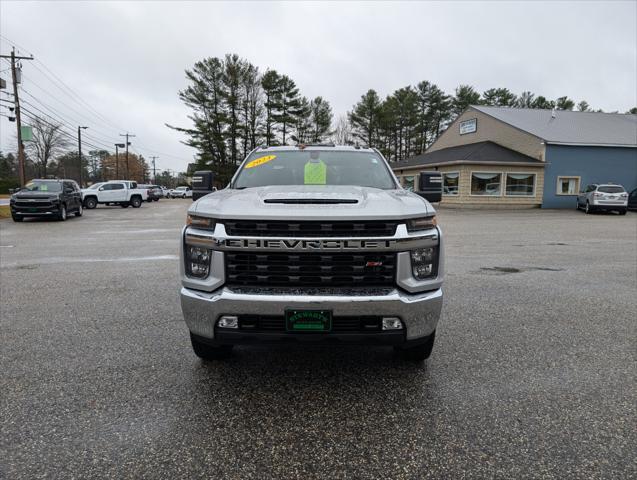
(121, 203, 129, 208)
(75, 203, 83, 217)
(58, 204, 67, 221)
(619, 209, 627, 215)
(395, 330, 436, 362)
(84, 197, 97, 209)
(585, 201, 594, 214)
(131, 196, 142, 208)
(190, 333, 233, 360)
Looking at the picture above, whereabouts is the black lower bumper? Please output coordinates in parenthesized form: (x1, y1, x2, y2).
(11, 206, 60, 217)
(194, 330, 433, 347)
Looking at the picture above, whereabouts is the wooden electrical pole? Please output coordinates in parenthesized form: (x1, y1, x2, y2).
(0, 48, 34, 187)
(119, 132, 135, 179)
(150, 156, 158, 183)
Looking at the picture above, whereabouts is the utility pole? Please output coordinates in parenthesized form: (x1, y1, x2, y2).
(1, 48, 34, 187)
(77, 126, 87, 186)
(150, 156, 158, 183)
(114, 143, 125, 179)
(119, 133, 135, 179)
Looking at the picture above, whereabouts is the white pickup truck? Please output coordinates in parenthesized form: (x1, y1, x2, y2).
(82, 181, 148, 209)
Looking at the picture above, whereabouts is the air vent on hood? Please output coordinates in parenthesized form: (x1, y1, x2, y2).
(263, 198, 358, 204)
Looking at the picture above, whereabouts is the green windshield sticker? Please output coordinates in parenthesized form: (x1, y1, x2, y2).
(304, 160, 327, 185)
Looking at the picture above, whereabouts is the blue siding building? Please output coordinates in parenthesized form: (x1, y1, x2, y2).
(467, 107, 637, 209)
(543, 145, 637, 208)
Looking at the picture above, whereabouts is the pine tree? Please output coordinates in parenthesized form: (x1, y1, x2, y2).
(261, 69, 281, 146)
(223, 54, 246, 165)
(452, 85, 481, 115)
(170, 57, 228, 168)
(309, 97, 333, 143)
(294, 97, 312, 144)
(517, 91, 535, 108)
(532, 96, 554, 109)
(556, 96, 575, 111)
(275, 75, 302, 145)
(241, 63, 263, 155)
(482, 88, 517, 107)
(348, 89, 382, 147)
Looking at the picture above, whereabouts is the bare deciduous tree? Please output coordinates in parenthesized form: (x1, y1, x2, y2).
(24, 116, 69, 178)
(332, 115, 353, 145)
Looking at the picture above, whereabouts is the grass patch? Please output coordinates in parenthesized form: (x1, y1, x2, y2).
(0, 205, 11, 219)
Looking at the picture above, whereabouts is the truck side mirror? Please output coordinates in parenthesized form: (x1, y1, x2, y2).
(416, 172, 442, 203)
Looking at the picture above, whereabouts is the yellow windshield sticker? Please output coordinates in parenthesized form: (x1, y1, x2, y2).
(245, 155, 276, 169)
(304, 160, 327, 185)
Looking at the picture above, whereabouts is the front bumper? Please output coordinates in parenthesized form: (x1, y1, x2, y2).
(181, 286, 443, 344)
(11, 205, 60, 216)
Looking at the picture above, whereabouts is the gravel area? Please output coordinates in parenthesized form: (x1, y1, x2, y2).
(1, 201, 635, 479)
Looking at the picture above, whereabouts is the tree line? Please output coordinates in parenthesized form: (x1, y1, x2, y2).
(169, 54, 334, 184)
(349, 85, 637, 162)
(177, 54, 637, 172)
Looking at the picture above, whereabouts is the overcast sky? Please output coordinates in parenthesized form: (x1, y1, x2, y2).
(1, 1, 635, 173)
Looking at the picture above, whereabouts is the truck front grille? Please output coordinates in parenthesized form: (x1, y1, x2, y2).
(15, 200, 53, 208)
(225, 252, 396, 287)
(224, 220, 398, 237)
(236, 315, 384, 332)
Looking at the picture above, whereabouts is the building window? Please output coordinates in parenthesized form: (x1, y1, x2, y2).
(442, 172, 459, 195)
(557, 176, 580, 195)
(505, 173, 535, 196)
(402, 175, 416, 192)
(471, 172, 501, 196)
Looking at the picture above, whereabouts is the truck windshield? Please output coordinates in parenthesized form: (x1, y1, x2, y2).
(233, 150, 397, 190)
(23, 180, 62, 192)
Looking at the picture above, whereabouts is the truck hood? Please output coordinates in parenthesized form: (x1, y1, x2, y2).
(190, 186, 433, 221)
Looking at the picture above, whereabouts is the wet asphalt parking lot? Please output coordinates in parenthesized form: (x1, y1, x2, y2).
(1, 200, 636, 479)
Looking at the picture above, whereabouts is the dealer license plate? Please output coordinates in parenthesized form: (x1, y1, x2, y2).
(286, 310, 332, 332)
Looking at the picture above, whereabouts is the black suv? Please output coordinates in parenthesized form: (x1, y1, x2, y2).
(10, 179, 83, 222)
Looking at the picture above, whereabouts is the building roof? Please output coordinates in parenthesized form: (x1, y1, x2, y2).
(472, 106, 637, 147)
(391, 141, 542, 170)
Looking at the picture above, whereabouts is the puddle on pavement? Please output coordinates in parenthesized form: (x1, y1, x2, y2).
(477, 266, 564, 275)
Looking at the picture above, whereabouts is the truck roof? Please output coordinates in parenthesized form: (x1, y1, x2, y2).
(253, 145, 377, 153)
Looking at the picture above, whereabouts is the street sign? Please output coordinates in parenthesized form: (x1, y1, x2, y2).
(20, 125, 33, 141)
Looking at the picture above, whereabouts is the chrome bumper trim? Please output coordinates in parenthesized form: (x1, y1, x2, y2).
(181, 286, 443, 341)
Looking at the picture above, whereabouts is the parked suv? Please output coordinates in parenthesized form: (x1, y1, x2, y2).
(577, 183, 628, 214)
(10, 179, 83, 222)
(180, 146, 444, 362)
(168, 186, 192, 199)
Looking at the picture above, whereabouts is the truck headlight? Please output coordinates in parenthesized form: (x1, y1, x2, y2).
(186, 245, 212, 278)
(411, 247, 437, 280)
(407, 216, 437, 232)
(187, 215, 215, 230)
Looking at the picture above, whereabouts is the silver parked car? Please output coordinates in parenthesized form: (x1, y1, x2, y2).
(577, 183, 628, 215)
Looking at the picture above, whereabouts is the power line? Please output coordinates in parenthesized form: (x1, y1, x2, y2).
(19, 101, 113, 150)
(20, 109, 108, 152)
(20, 88, 121, 147)
(20, 73, 121, 137)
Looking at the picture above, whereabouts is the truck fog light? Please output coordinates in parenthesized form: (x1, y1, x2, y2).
(382, 317, 403, 330)
(411, 247, 437, 280)
(186, 245, 212, 278)
(218, 316, 239, 329)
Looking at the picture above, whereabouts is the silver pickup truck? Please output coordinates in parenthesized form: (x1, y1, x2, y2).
(180, 146, 444, 361)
